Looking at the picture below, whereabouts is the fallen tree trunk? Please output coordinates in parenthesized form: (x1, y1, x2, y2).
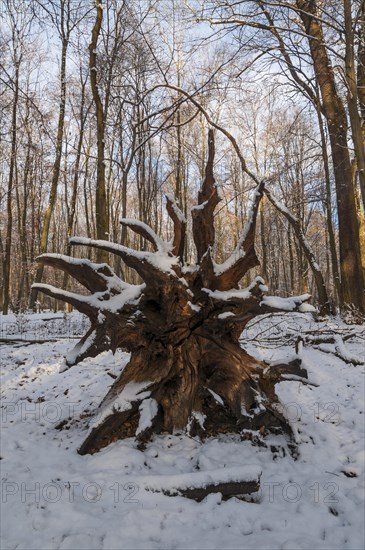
(142, 466, 262, 501)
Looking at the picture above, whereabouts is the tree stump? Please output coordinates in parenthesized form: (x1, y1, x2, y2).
(33, 130, 313, 455)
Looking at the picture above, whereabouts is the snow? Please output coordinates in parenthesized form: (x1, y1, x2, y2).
(136, 398, 159, 436)
(31, 283, 96, 308)
(191, 200, 208, 211)
(204, 285, 251, 301)
(265, 190, 293, 218)
(165, 193, 187, 224)
(298, 302, 317, 313)
(213, 249, 245, 276)
(182, 264, 199, 274)
(70, 237, 179, 276)
(208, 389, 224, 405)
(217, 311, 235, 319)
(190, 411, 206, 430)
(262, 294, 316, 312)
(119, 218, 170, 254)
(93, 381, 153, 428)
(37, 253, 102, 268)
(36, 254, 129, 294)
(1, 311, 364, 550)
(65, 330, 96, 367)
(141, 465, 261, 494)
(32, 282, 145, 314)
(96, 284, 144, 313)
(204, 276, 266, 301)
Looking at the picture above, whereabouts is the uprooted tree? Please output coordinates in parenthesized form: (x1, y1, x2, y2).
(33, 130, 314, 456)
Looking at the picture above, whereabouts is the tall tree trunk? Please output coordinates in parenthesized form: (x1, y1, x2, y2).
(344, 0, 365, 211)
(62, 81, 87, 293)
(315, 100, 342, 307)
(15, 131, 32, 310)
(2, 57, 19, 313)
(297, 0, 364, 311)
(29, 4, 69, 309)
(89, 0, 108, 261)
(357, 0, 365, 137)
(287, 225, 295, 293)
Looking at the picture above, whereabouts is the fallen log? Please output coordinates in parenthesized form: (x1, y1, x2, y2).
(142, 466, 261, 501)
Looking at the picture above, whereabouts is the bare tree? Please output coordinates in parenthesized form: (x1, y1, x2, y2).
(29, 0, 82, 308)
(89, 0, 108, 260)
(199, 0, 364, 311)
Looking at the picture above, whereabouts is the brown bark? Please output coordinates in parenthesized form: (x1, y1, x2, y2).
(3, 56, 19, 314)
(89, 0, 109, 260)
(296, 0, 364, 310)
(344, 0, 365, 211)
(165, 194, 186, 260)
(315, 98, 342, 306)
(259, 199, 269, 282)
(191, 129, 221, 262)
(153, 478, 260, 501)
(15, 126, 32, 310)
(357, 1, 365, 132)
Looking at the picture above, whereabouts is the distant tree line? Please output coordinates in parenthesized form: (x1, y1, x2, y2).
(1, 0, 364, 315)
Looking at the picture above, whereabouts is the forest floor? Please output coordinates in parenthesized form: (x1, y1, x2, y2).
(0, 312, 364, 550)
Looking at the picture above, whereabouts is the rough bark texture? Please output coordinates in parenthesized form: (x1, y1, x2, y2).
(89, 0, 108, 261)
(2, 55, 19, 314)
(344, 0, 365, 211)
(296, 0, 364, 311)
(33, 130, 313, 456)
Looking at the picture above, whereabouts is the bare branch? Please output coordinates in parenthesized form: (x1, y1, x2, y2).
(165, 194, 186, 261)
(264, 186, 331, 315)
(31, 283, 97, 318)
(36, 253, 121, 294)
(120, 219, 166, 253)
(214, 181, 265, 291)
(192, 129, 221, 262)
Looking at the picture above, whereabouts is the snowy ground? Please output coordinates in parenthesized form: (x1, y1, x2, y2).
(1, 312, 364, 550)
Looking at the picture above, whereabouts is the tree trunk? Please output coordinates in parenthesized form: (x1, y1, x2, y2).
(2, 57, 19, 314)
(315, 98, 342, 307)
(344, 0, 365, 211)
(89, 0, 109, 261)
(62, 77, 87, 291)
(296, 0, 364, 311)
(29, 6, 69, 310)
(357, 0, 365, 138)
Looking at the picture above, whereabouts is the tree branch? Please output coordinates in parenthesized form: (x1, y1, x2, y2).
(192, 129, 221, 262)
(213, 181, 265, 291)
(36, 253, 122, 294)
(165, 194, 187, 261)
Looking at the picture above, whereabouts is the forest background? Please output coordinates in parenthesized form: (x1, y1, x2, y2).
(1, 0, 364, 316)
